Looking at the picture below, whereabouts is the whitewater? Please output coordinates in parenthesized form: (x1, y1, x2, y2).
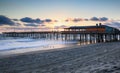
(0, 38, 77, 56)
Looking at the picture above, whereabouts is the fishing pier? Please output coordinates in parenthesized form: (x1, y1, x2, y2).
(2, 23, 120, 43)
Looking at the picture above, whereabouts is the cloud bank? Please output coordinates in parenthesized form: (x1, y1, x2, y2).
(0, 15, 112, 28)
(66, 17, 109, 22)
(44, 19, 52, 22)
(0, 15, 15, 26)
(20, 17, 43, 24)
(90, 17, 108, 21)
(20, 17, 53, 26)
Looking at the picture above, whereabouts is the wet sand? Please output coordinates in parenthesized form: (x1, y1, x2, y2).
(0, 42, 120, 73)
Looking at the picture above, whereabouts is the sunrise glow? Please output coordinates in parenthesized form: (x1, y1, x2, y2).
(0, 0, 120, 30)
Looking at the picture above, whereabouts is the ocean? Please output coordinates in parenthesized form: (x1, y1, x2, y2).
(0, 38, 78, 57)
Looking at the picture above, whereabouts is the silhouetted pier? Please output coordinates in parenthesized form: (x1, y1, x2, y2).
(2, 31, 61, 40)
(1, 24, 120, 43)
(2, 31, 120, 43)
(61, 31, 120, 43)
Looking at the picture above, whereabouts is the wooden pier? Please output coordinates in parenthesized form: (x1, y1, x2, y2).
(1, 24, 120, 43)
(61, 31, 120, 43)
(2, 31, 120, 43)
(2, 31, 61, 40)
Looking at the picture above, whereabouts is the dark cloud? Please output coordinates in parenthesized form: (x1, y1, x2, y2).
(73, 18, 83, 22)
(20, 17, 43, 24)
(99, 17, 108, 21)
(84, 19, 89, 21)
(65, 17, 104, 22)
(12, 19, 19, 21)
(90, 17, 99, 21)
(20, 17, 35, 23)
(44, 19, 52, 22)
(90, 17, 108, 21)
(0, 15, 15, 26)
(65, 18, 84, 22)
(34, 18, 43, 24)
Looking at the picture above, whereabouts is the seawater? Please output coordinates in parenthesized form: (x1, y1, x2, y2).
(0, 38, 78, 57)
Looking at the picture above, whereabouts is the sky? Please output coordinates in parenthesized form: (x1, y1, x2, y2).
(0, 0, 120, 29)
(0, 0, 120, 19)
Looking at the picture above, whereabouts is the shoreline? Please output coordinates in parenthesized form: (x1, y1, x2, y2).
(0, 42, 120, 73)
(0, 43, 79, 59)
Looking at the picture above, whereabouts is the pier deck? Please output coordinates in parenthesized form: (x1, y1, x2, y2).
(2, 31, 120, 43)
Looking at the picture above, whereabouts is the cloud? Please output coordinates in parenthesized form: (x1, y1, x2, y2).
(65, 18, 84, 22)
(20, 17, 53, 24)
(20, 17, 34, 23)
(44, 19, 52, 22)
(0, 15, 15, 26)
(20, 17, 43, 24)
(104, 21, 120, 30)
(90, 17, 108, 21)
(73, 18, 83, 22)
(99, 17, 108, 21)
(24, 23, 39, 27)
(84, 19, 89, 21)
(34, 18, 43, 24)
(12, 19, 19, 21)
(20, 17, 55, 27)
(90, 17, 99, 21)
(65, 17, 108, 22)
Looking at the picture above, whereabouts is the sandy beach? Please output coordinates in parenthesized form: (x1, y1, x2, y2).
(0, 42, 120, 73)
